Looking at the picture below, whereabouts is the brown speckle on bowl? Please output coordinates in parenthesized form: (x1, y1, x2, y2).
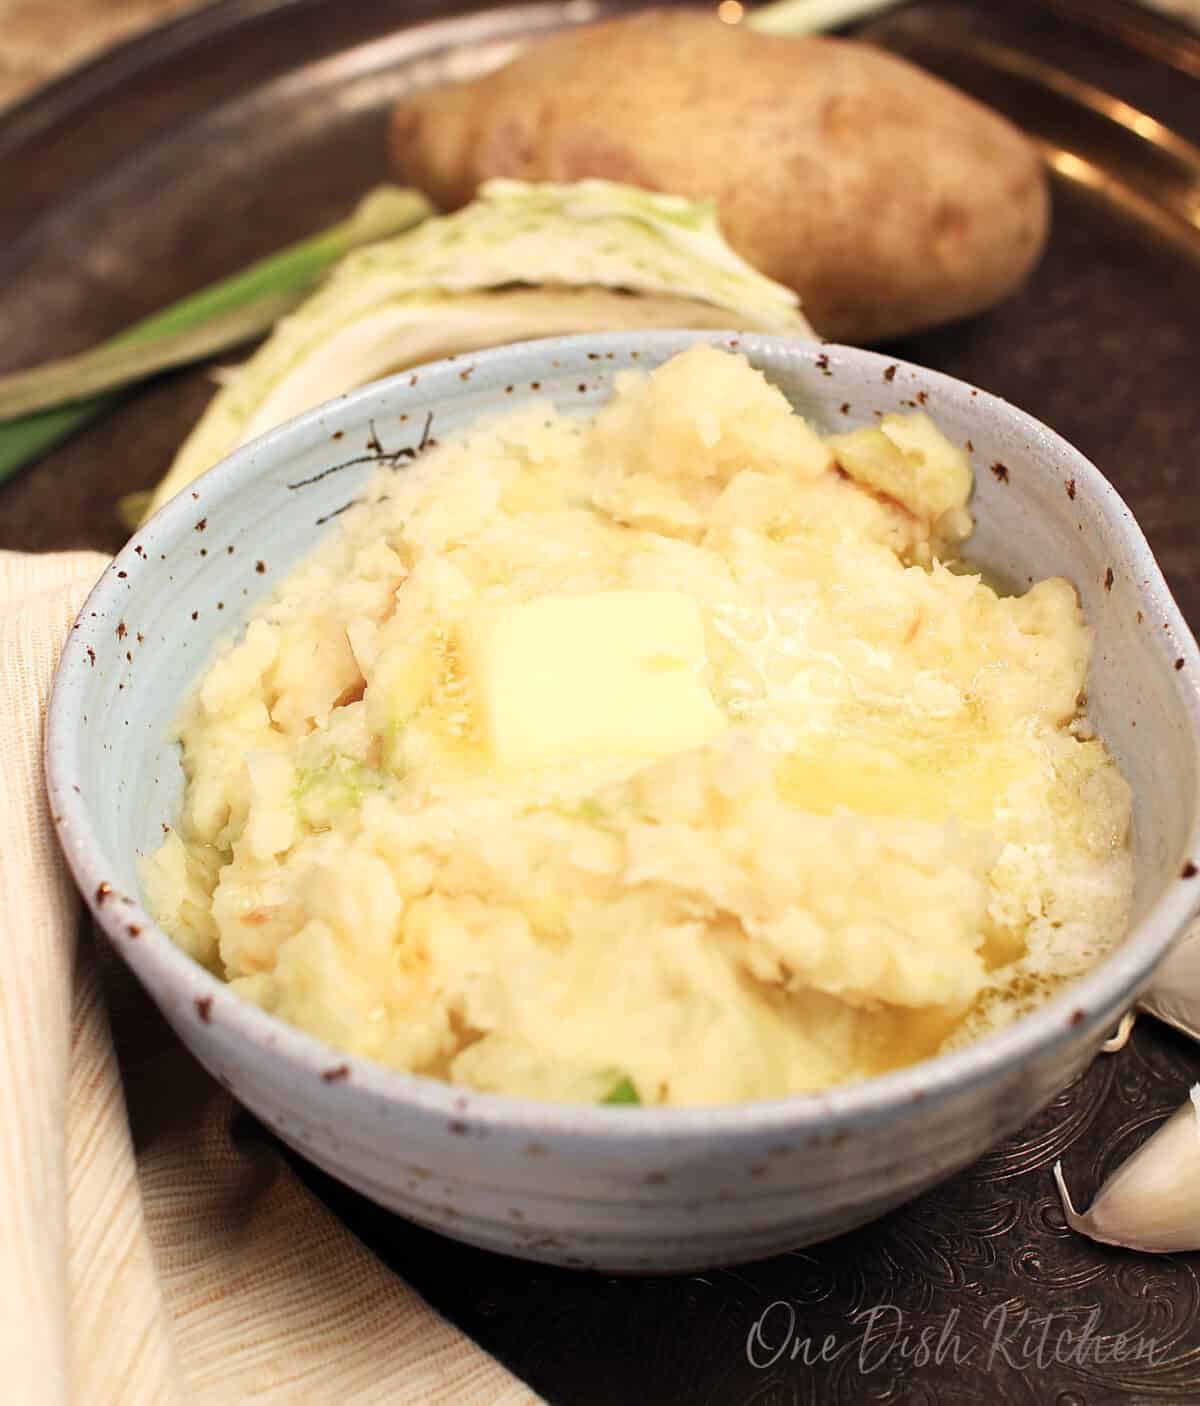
(1066, 479, 1076, 500)
(86, 648, 96, 667)
(191, 491, 199, 501)
(321, 1064, 351, 1084)
(816, 353, 831, 375)
(1104, 568, 1115, 591)
(530, 381, 541, 391)
(331, 430, 344, 441)
(195, 517, 207, 533)
(524, 1141, 548, 1158)
(840, 402, 851, 415)
(195, 996, 212, 1022)
(883, 364, 897, 383)
(965, 439, 975, 453)
(1175, 658, 1185, 671)
(191, 611, 199, 622)
(916, 390, 928, 406)
(116, 622, 127, 640)
(1069, 1008, 1086, 1027)
(226, 545, 234, 555)
(578, 383, 588, 393)
(448, 1121, 469, 1136)
(117, 570, 127, 580)
(990, 462, 1010, 484)
(255, 561, 266, 575)
(459, 367, 474, 382)
(95, 882, 112, 904)
(643, 1171, 669, 1186)
(1183, 861, 1198, 879)
(136, 632, 144, 645)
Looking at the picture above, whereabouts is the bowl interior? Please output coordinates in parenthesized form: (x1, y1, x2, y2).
(49, 330, 1200, 1100)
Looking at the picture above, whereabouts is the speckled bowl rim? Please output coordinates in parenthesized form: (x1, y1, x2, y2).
(46, 331, 1200, 1140)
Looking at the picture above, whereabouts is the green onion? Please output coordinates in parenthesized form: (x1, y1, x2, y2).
(602, 1076, 641, 1105)
(745, 0, 904, 35)
(0, 185, 432, 489)
(0, 292, 301, 420)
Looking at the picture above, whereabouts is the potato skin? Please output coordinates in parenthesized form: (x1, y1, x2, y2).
(389, 10, 1049, 343)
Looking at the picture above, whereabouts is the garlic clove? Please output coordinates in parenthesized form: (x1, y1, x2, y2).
(1054, 1085, 1200, 1253)
(1100, 1010, 1136, 1053)
(1138, 921, 1200, 1042)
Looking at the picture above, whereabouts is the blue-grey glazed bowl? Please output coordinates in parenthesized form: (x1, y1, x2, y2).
(46, 331, 1200, 1273)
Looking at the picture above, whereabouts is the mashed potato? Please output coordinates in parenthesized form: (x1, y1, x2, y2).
(144, 346, 1133, 1106)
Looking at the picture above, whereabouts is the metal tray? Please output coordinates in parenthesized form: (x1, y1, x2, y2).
(4, 2, 1199, 1401)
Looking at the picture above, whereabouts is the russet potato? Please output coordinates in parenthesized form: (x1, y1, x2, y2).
(390, 11, 1049, 342)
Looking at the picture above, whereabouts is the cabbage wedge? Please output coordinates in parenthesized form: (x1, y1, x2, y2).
(146, 179, 812, 515)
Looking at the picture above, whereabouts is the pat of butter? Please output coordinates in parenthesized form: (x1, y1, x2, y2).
(459, 590, 727, 768)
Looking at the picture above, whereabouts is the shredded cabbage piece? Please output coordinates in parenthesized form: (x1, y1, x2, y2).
(147, 180, 811, 515)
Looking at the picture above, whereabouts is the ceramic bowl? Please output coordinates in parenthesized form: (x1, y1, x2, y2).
(46, 331, 1200, 1273)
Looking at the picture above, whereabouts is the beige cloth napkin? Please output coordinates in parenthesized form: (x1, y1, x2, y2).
(0, 549, 544, 1406)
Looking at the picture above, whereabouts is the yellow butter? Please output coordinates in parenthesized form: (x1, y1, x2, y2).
(458, 589, 727, 768)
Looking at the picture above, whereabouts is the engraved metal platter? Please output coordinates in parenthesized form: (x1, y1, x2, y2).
(4, 1, 1200, 1401)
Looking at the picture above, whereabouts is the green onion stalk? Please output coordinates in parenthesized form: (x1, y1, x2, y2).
(0, 186, 432, 489)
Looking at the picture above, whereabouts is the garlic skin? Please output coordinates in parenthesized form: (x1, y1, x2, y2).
(1138, 921, 1200, 1041)
(1100, 1011, 1136, 1053)
(1054, 1085, 1200, 1253)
